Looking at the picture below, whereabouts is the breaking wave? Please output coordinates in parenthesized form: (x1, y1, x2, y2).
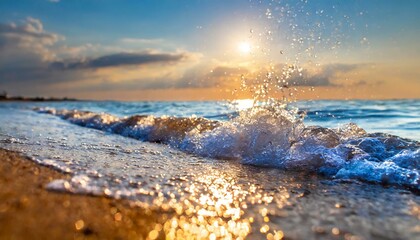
(36, 107, 420, 191)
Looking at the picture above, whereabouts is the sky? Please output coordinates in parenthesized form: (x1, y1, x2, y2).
(0, 0, 419, 100)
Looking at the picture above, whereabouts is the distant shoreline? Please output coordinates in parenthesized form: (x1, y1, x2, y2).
(0, 96, 79, 102)
(0, 95, 419, 102)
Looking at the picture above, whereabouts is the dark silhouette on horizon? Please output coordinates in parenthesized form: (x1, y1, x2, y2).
(0, 91, 78, 102)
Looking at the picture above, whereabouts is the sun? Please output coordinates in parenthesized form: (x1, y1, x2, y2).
(238, 41, 251, 54)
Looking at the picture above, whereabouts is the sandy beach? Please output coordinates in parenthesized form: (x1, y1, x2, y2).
(1, 101, 419, 240)
(1, 0, 420, 239)
(0, 149, 162, 240)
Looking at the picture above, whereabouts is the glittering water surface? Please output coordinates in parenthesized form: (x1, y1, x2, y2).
(0, 100, 419, 239)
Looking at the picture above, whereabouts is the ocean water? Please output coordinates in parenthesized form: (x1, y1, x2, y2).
(0, 100, 419, 239)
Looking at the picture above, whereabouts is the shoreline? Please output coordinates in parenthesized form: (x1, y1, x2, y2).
(1, 98, 419, 103)
(0, 149, 163, 239)
(1, 147, 419, 239)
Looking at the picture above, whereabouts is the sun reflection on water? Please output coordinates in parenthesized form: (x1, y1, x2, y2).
(231, 99, 254, 111)
(140, 168, 291, 239)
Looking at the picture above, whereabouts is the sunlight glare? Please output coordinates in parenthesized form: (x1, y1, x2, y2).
(238, 41, 252, 54)
(232, 99, 254, 111)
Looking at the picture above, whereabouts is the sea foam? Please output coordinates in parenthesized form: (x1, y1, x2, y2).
(36, 107, 420, 191)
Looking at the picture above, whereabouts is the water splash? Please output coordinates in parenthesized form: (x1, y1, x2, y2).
(237, 0, 371, 104)
(36, 107, 420, 191)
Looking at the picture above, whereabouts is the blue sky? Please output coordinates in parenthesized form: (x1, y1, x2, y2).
(1, 1, 417, 49)
(0, 0, 258, 46)
(0, 0, 419, 100)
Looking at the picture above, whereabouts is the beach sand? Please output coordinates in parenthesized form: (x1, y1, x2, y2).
(0, 149, 163, 240)
(1, 148, 419, 240)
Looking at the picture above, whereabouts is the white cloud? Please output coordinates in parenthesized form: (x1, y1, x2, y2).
(0, 18, 201, 96)
(0, 18, 373, 98)
(120, 38, 164, 45)
(0, 17, 63, 68)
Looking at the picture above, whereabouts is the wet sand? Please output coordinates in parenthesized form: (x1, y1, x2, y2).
(1, 148, 419, 240)
(0, 149, 162, 240)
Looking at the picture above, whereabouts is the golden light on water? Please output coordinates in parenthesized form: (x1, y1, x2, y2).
(140, 168, 291, 239)
(162, 175, 253, 239)
(232, 99, 254, 111)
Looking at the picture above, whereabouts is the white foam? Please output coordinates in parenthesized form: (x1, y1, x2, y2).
(37, 107, 420, 190)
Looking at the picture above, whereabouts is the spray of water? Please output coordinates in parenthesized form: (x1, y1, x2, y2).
(234, 0, 369, 109)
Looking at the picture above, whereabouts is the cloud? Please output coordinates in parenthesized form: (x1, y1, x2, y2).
(48, 0, 60, 3)
(120, 38, 164, 45)
(0, 17, 62, 67)
(0, 18, 200, 96)
(49, 52, 190, 70)
(84, 62, 364, 92)
(0, 18, 374, 99)
(174, 65, 249, 88)
(119, 38, 177, 52)
(0, 17, 60, 45)
(0, 18, 65, 87)
(273, 63, 364, 87)
(53, 64, 249, 93)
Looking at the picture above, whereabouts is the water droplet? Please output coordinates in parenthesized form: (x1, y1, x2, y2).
(75, 220, 85, 230)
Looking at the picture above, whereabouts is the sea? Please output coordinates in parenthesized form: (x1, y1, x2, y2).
(0, 99, 419, 239)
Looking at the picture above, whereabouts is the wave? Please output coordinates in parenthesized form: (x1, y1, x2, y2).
(35, 107, 420, 191)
